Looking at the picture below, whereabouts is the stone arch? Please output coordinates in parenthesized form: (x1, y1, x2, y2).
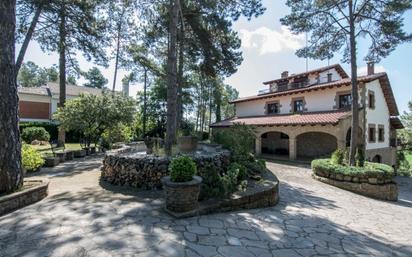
(296, 132, 338, 159)
(372, 155, 382, 163)
(260, 131, 290, 156)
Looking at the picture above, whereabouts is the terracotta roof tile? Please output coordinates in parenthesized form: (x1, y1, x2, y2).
(211, 110, 351, 127)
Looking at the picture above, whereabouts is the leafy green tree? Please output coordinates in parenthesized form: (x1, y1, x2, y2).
(54, 93, 136, 147)
(17, 61, 47, 87)
(400, 100, 412, 150)
(45, 65, 59, 82)
(281, 0, 412, 165)
(0, 0, 23, 193)
(82, 67, 108, 89)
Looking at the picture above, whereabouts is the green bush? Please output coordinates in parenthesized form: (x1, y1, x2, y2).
(221, 167, 239, 195)
(22, 144, 44, 172)
(169, 156, 197, 182)
(21, 127, 50, 143)
(213, 124, 256, 162)
(331, 149, 345, 165)
(197, 163, 225, 199)
(228, 162, 248, 181)
(312, 158, 395, 179)
(397, 150, 411, 176)
(101, 124, 133, 149)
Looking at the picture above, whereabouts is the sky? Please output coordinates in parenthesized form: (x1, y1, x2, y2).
(19, 0, 412, 113)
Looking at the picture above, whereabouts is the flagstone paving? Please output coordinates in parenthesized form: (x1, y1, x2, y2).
(0, 156, 411, 257)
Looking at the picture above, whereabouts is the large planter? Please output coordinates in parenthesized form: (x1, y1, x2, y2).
(161, 175, 202, 213)
(177, 136, 198, 153)
(74, 149, 86, 158)
(65, 151, 74, 161)
(44, 156, 60, 167)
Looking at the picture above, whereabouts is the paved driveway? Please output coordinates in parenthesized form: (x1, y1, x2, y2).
(0, 157, 411, 257)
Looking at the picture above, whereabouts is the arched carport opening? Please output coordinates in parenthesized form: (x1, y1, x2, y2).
(346, 127, 364, 148)
(372, 155, 382, 163)
(297, 132, 337, 159)
(261, 132, 289, 157)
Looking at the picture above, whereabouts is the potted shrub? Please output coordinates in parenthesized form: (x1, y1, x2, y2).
(161, 156, 202, 213)
(177, 136, 198, 153)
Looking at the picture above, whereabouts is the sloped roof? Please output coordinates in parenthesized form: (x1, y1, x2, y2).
(232, 72, 399, 116)
(262, 64, 349, 85)
(210, 110, 351, 127)
(18, 86, 51, 96)
(390, 117, 404, 129)
(48, 82, 102, 97)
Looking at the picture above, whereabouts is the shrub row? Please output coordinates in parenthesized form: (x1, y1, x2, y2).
(312, 159, 395, 182)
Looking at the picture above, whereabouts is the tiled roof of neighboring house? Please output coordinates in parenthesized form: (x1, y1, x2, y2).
(17, 86, 51, 96)
(231, 72, 399, 116)
(262, 64, 349, 85)
(210, 110, 351, 127)
(48, 82, 103, 97)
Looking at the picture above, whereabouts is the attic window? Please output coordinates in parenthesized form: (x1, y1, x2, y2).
(368, 91, 375, 109)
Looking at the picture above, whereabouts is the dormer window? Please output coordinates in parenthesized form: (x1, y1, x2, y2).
(339, 94, 352, 109)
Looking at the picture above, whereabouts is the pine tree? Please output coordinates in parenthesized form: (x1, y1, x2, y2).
(281, 0, 412, 165)
(83, 67, 108, 89)
(0, 0, 23, 193)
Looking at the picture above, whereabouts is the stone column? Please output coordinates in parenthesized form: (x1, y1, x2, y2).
(289, 137, 297, 160)
(255, 136, 262, 155)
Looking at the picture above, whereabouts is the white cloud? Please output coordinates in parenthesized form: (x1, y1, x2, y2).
(357, 65, 386, 76)
(239, 26, 304, 55)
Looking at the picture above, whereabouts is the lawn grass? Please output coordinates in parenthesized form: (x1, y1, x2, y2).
(33, 143, 82, 156)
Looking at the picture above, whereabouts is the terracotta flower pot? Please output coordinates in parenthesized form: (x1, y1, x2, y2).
(161, 175, 202, 213)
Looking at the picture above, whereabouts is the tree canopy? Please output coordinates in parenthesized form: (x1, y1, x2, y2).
(82, 67, 108, 89)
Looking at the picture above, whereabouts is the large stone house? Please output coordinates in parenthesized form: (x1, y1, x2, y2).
(18, 82, 102, 123)
(211, 63, 403, 166)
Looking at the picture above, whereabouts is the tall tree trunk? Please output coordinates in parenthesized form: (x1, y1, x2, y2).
(112, 22, 122, 93)
(348, 0, 359, 166)
(165, 0, 179, 155)
(0, 0, 23, 194)
(208, 83, 212, 134)
(58, 3, 66, 144)
(15, 5, 42, 75)
(176, 21, 184, 131)
(143, 68, 148, 136)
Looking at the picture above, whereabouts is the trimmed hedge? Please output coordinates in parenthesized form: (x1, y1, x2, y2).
(21, 127, 50, 143)
(312, 159, 394, 180)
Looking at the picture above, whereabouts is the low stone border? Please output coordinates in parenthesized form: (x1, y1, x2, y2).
(313, 174, 398, 201)
(0, 179, 49, 216)
(165, 170, 280, 218)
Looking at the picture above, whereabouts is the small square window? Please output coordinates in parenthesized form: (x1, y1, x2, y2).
(378, 126, 384, 142)
(339, 94, 352, 109)
(293, 100, 304, 112)
(369, 127, 376, 142)
(267, 102, 279, 114)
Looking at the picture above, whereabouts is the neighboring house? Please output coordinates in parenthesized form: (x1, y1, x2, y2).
(18, 83, 102, 123)
(211, 63, 403, 166)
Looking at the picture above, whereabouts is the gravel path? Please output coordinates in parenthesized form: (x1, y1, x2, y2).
(0, 156, 411, 257)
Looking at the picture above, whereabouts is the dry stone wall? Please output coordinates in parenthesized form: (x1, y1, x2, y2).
(101, 143, 231, 190)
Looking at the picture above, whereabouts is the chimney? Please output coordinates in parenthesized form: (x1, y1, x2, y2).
(281, 71, 289, 78)
(367, 61, 375, 75)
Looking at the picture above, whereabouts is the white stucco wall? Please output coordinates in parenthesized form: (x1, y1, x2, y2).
(235, 84, 356, 117)
(365, 80, 390, 150)
(19, 93, 50, 103)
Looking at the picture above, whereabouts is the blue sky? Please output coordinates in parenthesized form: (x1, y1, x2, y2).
(20, 0, 412, 113)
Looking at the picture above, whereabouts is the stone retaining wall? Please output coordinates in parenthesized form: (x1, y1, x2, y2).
(313, 174, 398, 201)
(101, 143, 231, 190)
(0, 180, 49, 216)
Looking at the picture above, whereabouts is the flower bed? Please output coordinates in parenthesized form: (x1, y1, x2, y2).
(312, 159, 397, 201)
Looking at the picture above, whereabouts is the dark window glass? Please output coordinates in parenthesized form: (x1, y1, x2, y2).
(293, 100, 304, 112)
(267, 103, 279, 114)
(369, 127, 376, 142)
(369, 93, 375, 108)
(378, 127, 384, 142)
(339, 94, 352, 109)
